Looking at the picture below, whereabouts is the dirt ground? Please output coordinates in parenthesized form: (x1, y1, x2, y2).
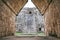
(0, 36, 60, 40)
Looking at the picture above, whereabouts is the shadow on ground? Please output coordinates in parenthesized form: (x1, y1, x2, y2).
(0, 36, 60, 40)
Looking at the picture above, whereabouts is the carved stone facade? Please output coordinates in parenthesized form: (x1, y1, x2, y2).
(16, 7, 44, 34)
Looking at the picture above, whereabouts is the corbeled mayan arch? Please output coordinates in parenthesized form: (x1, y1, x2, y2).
(32, 0, 52, 15)
(0, 0, 27, 37)
(0, 0, 60, 38)
(32, 0, 60, 38)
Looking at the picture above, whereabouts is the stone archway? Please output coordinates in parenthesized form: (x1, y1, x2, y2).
(0, 0, 60, 38)
(0, 0, 27, 37)
(32, 0, 60, 38)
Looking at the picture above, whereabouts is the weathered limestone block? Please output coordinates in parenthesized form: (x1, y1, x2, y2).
(32, 0, 60, 38)
(0, 0, 16, 37)
(44, 0, 60, 38)
(0, 0, 27, 37)
(32, 0, 52, 15)
(2, 0, 27, 14)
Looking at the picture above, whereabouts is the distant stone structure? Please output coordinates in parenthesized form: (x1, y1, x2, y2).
(16, 7, 44, 34)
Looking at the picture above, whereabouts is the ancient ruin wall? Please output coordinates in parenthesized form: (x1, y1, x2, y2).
(32, 0, 51, 15)
(32, 0, 60, 37)
(0, 0, 60, 38)
(0, 0, 27, 37)
(44, 0, 60, 37)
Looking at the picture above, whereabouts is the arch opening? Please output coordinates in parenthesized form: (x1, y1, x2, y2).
(15, 0, 45, 36)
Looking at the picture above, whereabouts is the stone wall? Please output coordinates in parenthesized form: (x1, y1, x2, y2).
(32, 0, 60, 38)
(0, 0, 60, 38)
(0, 0, 16, 37)
(44, 0, 60, 37)
(32, 0, 51, 15)
(16, 8, 44, 33)
(0, 0, 27, 37)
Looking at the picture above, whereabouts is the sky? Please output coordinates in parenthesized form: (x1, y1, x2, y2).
(24, 0, 36, 8)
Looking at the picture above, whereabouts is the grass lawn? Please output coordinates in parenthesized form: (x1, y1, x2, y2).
(37, 31, 45, 36)
(15, 32, 23, 36)
(15, 31, 45, 36)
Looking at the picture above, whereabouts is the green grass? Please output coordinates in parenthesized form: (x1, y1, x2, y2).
(15, 32, 23, 36)
(15, 31, 45, 36)
(37, 32, 45, 36)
